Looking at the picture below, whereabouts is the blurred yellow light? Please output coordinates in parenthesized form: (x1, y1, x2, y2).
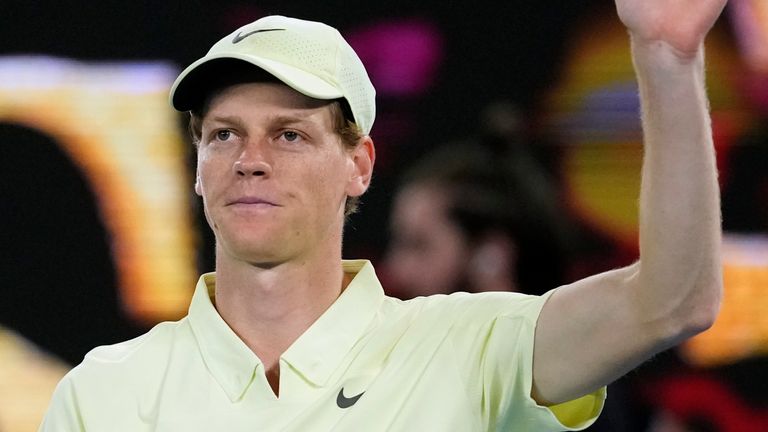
(0, 57, 196, 324)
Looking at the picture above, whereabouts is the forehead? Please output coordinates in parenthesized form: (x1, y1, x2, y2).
(204, 82, 332, 118)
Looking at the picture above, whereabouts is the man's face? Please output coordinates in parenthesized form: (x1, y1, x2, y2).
(195, 82, 373, 266)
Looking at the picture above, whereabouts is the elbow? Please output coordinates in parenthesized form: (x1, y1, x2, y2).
(681, 297, 720, 336)
(665, 281, 722, 342)
(635, 257, 723, 345)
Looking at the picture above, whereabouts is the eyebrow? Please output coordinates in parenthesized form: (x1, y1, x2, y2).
(205, 112, 323, 130)
(203, 115, 248, 129)
(269, 114, 315, 127)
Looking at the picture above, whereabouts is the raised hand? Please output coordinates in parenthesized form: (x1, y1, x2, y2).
(615, 0, 728, 58)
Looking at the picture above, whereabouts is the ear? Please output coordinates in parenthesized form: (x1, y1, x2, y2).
(346, 136, 376, 198)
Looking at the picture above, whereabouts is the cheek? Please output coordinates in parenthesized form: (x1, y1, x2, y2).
(196, 151, 227, 193)
(298, 154, 350, 209)
(194, 172, 202, 196)
(195, 158, 229, 223)
(195, 152, 210, 193)
(195, 165, 217, 228)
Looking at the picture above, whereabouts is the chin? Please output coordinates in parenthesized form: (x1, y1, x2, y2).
(217, 227, 289, 265)
(226, 243, 292, 267)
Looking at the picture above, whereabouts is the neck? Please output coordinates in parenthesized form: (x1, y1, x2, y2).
(212, 242, 349, 395)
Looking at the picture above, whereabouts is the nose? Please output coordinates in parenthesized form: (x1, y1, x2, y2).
(233, 139, 272, 178)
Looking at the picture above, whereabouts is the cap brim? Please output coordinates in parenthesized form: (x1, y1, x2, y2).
(170, 53, 343, 111)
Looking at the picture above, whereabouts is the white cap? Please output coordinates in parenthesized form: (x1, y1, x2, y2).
(170, 15, 376, 135)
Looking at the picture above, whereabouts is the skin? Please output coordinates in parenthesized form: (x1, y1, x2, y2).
(195, 82, 374, 395)
(530, 0, 726, 405)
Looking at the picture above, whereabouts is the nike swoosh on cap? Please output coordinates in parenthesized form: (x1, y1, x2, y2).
(336, 387, 365, 409)
(232, 28, 285, 44)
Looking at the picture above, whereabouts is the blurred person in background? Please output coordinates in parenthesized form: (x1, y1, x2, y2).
(385, 103, 571, 298)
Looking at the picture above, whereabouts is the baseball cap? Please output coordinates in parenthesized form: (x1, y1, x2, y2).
(170, 15, 376, 135)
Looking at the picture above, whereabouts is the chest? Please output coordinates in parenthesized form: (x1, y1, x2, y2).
(92, 331, 484, 431)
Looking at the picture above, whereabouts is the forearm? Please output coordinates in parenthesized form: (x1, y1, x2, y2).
(632, 36, 722, 339)
(531, 1, 727, 406)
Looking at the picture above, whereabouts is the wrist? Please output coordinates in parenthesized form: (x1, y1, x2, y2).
(629, 35, 705, 75)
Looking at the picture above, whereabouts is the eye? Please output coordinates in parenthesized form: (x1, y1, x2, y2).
(215, 130, 232, 141)
(282, 131, 300, 142)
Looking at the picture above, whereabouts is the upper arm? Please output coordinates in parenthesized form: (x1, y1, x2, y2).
(531, 263, 674, 405)
(442, 292, 603, 429)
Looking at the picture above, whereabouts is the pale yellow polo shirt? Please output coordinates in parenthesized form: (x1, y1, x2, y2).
(40, 260, 604, 431)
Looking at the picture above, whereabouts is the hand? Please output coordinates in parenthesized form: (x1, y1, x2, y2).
(615, 0, 728, 58)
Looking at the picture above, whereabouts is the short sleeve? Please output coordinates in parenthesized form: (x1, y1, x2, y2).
(446, 290, 605, 431)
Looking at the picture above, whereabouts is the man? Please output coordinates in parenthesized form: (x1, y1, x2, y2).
(40, 0, 725, 430)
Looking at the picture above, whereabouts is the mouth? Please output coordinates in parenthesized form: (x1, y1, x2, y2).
(227, 196, 280, 207)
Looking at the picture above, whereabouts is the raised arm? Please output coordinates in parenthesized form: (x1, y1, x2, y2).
(531, 0, 726, 405)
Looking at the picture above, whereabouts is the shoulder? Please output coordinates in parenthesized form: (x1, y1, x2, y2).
(389, 290, 552, 324)
(373, 290, 554, 349)
(86, 320, 180, 359)
(41, 319, 194, 430)
(67, 318, 192, 388)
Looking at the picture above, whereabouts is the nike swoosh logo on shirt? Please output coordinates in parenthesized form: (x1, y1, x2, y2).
(336, 387, 365, 408)
(232, 28, 285, 44)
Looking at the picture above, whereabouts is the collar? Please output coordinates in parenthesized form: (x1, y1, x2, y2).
(281, 260, 383, 387)
(187, 273, 261, 402)
(187, 260, 384, 401)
